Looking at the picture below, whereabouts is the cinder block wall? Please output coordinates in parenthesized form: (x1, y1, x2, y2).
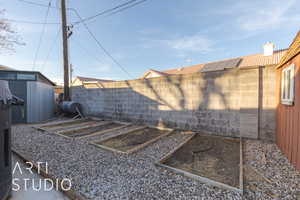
(72, 66, 277, 140)
(259, 66, 277, 140)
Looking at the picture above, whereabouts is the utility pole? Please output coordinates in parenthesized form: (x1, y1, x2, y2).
(69, 63, 73, 98)
(60, 0, 70, 101)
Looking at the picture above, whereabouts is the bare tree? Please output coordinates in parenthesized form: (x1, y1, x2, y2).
(0, 10, 23, 52)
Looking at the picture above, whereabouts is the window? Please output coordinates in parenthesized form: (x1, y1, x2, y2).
(281, 64, 295, 105)
(17, 73, 36, 80)
(0, 72, 16, 80)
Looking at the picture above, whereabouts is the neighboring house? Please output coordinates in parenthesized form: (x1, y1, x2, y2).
(54, 84, 64, 95)
(141, 43, 287, 78)
(0, 65, 15, 71)
(142, 69, 169, 79)
(0, 68, 56, 123)
(276, 31, 300, 171)
(72, 76, 114, 88)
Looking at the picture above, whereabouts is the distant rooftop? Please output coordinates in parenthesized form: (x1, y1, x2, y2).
(75, 76, 114, 82)
(0, 65, 15, 71)
(142, 48, 288, 78)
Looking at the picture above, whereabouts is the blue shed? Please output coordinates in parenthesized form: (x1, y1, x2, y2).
(0, 66, 56, 123)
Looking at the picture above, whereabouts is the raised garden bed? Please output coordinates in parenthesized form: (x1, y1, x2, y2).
(92, 127, 173, 154)
(39, 118, 91, 129)
(57, 122, 127, 138)
(45, 120, 103, 132)
(35, 118, 105, 133)
(156, 133, 243, 193)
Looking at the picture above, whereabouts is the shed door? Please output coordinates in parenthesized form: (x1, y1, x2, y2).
(8, 81, 27, 123)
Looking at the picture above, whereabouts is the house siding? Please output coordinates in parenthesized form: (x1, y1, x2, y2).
(27, 81, 55, 123)
(276, 54, 300, 171)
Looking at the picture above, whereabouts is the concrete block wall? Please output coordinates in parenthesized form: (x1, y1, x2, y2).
(259, 66, 277, 140)
(239, 68, 259, 138)
(72, 66, 277, 140)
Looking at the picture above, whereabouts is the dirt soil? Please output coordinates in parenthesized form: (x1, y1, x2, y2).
(97, 128, 169, 152)
(62, 122, 123, 138)
(163, 134, 240, 188)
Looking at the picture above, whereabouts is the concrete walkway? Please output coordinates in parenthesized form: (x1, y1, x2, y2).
(10, 154, 69, 200)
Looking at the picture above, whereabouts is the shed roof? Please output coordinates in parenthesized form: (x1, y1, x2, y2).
(0, 68, 56, 86)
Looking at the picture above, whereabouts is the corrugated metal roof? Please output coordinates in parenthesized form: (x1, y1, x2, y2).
(0, 68, 56, 86)
(239, 49, 288, 68)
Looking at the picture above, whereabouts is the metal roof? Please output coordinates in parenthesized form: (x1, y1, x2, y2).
(239, 49, 288, 68)
(0, 69, 56, 86)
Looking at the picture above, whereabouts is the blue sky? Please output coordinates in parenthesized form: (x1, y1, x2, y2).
(0, 0, 299, 83)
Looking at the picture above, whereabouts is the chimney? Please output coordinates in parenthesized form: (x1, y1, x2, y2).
(263, 42, 275, 56)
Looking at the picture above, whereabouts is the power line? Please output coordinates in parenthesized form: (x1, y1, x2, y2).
(11, 0, 148, 25)
(17, 0, 60, 9)
(72, 9, 133, 79)
(3, 18, 60, 25)
(9, 0, 60, 25)
(72, 0, 147, 25)
(72, 38, 104, 64)
(32, 0, 52, 70)
(72, 0, 138, 25)
(14, 0, 142, 77)
(41, 27, 61, 73)
(104, 0, 148, 18)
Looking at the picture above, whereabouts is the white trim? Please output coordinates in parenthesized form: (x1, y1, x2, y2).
(281, 64, 295, 105)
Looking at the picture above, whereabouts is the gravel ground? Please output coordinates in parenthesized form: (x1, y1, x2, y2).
(243, 140, 300, 199)
(11, 121, 300, 200)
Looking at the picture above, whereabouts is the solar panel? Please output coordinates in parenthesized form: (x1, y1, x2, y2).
(200, 58, 241, 72)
